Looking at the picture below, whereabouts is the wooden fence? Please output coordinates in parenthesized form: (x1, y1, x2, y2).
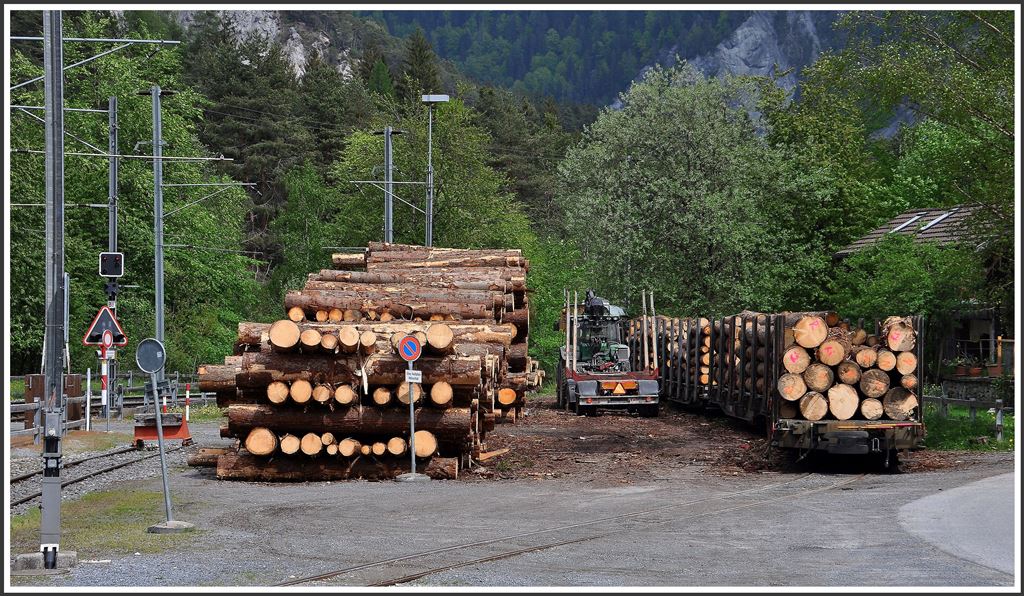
(921, 394, 1009, 442)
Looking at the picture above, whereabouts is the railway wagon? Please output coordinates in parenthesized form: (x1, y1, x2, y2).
(651, 312, 926, 464)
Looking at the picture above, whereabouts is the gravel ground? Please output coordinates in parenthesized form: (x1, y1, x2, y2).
(7, 409, 1015, 587)
(8, 420, 233, 517)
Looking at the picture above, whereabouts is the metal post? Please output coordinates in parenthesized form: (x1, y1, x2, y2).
(85, 369, 91, 432)
(106, 96, 119, 388)
(407, 360, 417, 474)
(150, 373, 174, 522)
(108, 95, 118, 257)
(426, 106, 434, 247)
(152, 86, 165, 380)
(384, 126, 393, 243)
(995, 399, 1004, 442)
(40, 9, 65, 570)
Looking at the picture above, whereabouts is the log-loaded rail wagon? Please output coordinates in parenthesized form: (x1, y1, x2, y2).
(651, 311, 925, 466)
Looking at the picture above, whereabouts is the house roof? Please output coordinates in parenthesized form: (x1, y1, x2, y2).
(834, 204, 980, 258)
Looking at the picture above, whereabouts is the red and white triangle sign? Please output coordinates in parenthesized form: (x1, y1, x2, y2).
(82, 305, 128, 346)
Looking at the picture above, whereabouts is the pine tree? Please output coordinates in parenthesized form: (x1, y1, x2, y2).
(300, 53, 372, 166)
(367, 58, 395, 98)
(358, 43, 384, 83)
(397, 27, 442, 102)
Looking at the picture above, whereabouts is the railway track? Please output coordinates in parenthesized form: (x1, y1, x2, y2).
(278, 472, 866, 587)
(10, 445, 184, 507)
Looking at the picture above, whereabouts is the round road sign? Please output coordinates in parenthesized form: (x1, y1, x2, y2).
(398, 335, 422, 362)
(102, 329, 114, 349)
(136, 337, 167, 374)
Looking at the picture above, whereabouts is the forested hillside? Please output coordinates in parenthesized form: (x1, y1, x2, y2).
(364, 11, 752, 103)
(7, 10, 1014, 377)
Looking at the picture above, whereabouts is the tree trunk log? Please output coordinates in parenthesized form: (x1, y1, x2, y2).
(799, 391, 828, 421)
(883, 316, 916, 351)
(290, 379, 312, 404)
(816, 328, 851, 366)
(279, 434, 301, 455)
(792, 316, 828, 348)
(301, 433, 323, 456)
(334, 385, 358, 406)
(860, 398, 884, 420)
(802, 363, 834, 393)
(782, 345, 811, 374)
(883, 387, 918, 421)
(901, 374, 918, 391)
(413, 430, 438, 457)
(397, 381, 422, 405)
(216, 453, 456, 481)
(853, 346, 878, 368)
(827, 384, 859, 420)
(859, 369, 891, 399)
(430, 381, 454, 408)
(896, 351, 918, 375)
(244, 427, 277, 456)
(234, 352, 483, 387)
(226, 404, 476, 439)
(777, 373, 807, 401)
(285, 290, 495, 320)
(836, 360, 862, 385)
(876, 349, 897, 372)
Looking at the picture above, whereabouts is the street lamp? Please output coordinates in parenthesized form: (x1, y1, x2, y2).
(421, 94, 449, 247)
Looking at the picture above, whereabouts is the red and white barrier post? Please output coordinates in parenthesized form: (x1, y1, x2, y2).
(185, 383, 191, 422)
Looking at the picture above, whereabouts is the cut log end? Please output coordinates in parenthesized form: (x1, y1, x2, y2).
(244, 427, 277, 456)
(827, 384, 858, 421)
(799, 391, 828, 421)
(267, 381, 289, 405)
(268, 319, 301, 351)
(334, 385, 358, 406)
(430, 381, 454, 407)
(413, 430, 438, 458)
(290, 379, 313, 404)
(782, 345, 811, 374)
(793, 316, 828, 348)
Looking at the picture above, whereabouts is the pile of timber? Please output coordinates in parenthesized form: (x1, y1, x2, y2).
(197, 242, 539, 481)
(653, 311, 921, 423)
(645, 315, 717, 387)
(754, 312, 921, 422)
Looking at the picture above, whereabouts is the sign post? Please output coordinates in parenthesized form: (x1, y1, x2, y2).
(83, 307, 125, 436)
(136, 338, 193, 533)
(396, 335, 428, 482)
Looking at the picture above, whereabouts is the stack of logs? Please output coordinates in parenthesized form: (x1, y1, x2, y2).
(654, 311, 921, 422)
(196, 242, 540, 481)
(772, 313, 920, 422)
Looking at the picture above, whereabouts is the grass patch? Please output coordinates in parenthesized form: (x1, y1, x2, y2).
(61, 430, 135, 454)
(923, 404, 1015, 451)
(10, 489, 197, 557)
(166, 403, 225, 423)
(9, 378, 26, 401)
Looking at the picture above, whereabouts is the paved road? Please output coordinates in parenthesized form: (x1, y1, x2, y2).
(900, 472, 1016, 576)
(10, 452, 1015, 588)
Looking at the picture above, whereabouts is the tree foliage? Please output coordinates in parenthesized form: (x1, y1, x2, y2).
(558, 63, 789, 317)
(829, 235, 985, 328)
(8, 11, 259, 373)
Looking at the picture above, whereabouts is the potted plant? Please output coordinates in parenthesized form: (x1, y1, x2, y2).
(950, 356, 969, 377)
(967, 356, 984, 377)
(987, 360, 1004, 377)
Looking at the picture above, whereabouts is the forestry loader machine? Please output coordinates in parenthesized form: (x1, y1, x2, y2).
(555, 289, 660, 416)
